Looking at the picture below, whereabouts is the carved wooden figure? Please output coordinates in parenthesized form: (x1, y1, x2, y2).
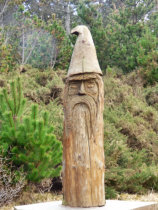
(63, 25, 105, 207)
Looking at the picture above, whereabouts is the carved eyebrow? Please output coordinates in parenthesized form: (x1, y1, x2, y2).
(69, 80, 80, 84)
(86, 79, 96, 83)
(88, 80, 95, 82)
(87, 83, 95, 86)
(69, 84, 78, 88)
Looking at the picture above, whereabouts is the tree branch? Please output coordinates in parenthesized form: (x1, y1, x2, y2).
(0, 0, 10, 17)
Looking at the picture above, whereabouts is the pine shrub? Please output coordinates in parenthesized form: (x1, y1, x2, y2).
(0, 78, 62, 182)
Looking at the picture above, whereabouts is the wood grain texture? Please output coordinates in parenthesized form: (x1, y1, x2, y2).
(67, 25, 102, 77)
(62, 73, 105, 207)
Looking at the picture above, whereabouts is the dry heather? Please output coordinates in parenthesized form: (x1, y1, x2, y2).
(0, 193, 62, 210)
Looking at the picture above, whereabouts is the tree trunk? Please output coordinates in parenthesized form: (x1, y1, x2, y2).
(65, 2, 70, 35)
(22, 28, 25, 64)
(63, 73, 105, 207)
(155, 0, 158, 11)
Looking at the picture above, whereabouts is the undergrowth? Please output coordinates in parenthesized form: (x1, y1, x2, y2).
(104, 71, 158, 198)
(0, 67, 158, 201)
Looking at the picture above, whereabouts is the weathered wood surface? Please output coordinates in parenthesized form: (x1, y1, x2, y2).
(63, 73, 105, 207)
(67, 25, 102, 77)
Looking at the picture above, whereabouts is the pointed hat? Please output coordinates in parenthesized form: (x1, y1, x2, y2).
(67, 25, 102, 77)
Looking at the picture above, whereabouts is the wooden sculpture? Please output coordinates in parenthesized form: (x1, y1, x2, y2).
(62, 25, 105, 207)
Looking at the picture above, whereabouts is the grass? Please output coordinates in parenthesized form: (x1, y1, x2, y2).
(118, 192, 158, 202)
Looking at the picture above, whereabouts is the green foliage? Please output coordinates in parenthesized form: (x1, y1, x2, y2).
(78, 2, 141, 72)
(138, 50, 158, 85)
(0, 78, 62, 182)
(105, 19, 144, 72)
(77, 2, 107, 71)
(124, 0, 154, 24)
(0, 28, 17, 72)
(77, 1, 157, 74)
(26, 31, 56, 69)
(0, 4, 72, 71)
(1, 0, 157, 74)
(145, 84, 158, 111)
(148, 11, 158, 37)
(105, 186, 118, 199)
(0, 77, 26, 133)
(0, 66, 158, 198)
(0, 68, 64, 140)
(45, 17, 72, 70)
(0, 0, 158, 200)
(13, 7, 45, 66)
(103, 73, 158, 196)
(136, 29, 158, 84)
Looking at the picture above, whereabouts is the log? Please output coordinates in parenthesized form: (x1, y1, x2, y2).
(62, 25, 105, 207)
(63, 73, 105, 207)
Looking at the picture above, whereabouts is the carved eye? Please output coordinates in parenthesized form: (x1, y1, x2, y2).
(70, 85, 77, 89)
(68, 81, 80, 95)
(69, 83, 78, 89)
(87, 83, 95, 88)
(86, 81, 95, 88)
(85, 80, 98, 95)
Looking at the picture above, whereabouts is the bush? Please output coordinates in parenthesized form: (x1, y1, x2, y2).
(103, 73, 158, 197)
(0, 78, 63, 182)
(0, 156, 26, 207)
(136, 29, 158, 85)
(145, 85, 158, 111)
(0, 28, 17, 72)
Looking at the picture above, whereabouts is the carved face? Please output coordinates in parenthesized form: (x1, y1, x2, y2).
(69, 79, 97, 98)
(68, 78, 99, 102)
(64, 73, 103, 138)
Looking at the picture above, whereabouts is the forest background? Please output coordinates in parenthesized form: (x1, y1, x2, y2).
(0, 0, 158, 208)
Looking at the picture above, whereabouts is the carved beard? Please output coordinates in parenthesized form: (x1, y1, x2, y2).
(65, 95, 97, 140)
(65, 94, 97, 169)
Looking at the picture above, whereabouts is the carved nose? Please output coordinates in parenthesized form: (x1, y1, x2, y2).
(78, 82, 86, 95)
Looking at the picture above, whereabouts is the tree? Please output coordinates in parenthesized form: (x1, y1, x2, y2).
(0, 78, 63, 182)
(0, 0, 24, 27)
(77, 0, 156, 73)
(124, 0, 154, 24)
(103, 10, 146, 72)
(136, 27, 158, 84)
(0, 27, 17, 72)
(24, 0, 79, 33)
(77, 2, 107, 71)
